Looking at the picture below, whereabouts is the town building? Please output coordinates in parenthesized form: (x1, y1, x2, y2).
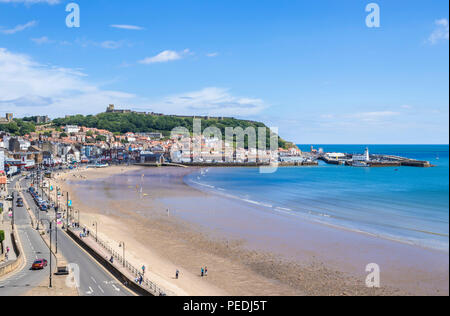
(65, 125, 80, 134)
(352, 147, 370, 162)
(0, 113, 13, 125)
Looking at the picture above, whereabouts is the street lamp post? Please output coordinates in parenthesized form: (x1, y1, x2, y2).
(66, 192, 69, 229)
(54, 206, 58, 254)
(49, 221, 53, 288)
(41, 218, 53, 288)
(74, 209, 80, 226)
(93, 221, 98, 242)
(119, 241, 125, 267)
(11, 192, 15, 229)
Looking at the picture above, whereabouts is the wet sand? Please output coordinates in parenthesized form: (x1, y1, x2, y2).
(53, 166, 449, 296)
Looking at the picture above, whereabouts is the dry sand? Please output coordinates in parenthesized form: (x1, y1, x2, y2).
(50, 166, 447, 296)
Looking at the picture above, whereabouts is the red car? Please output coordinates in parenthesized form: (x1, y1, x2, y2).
(31, 259, 48, 270)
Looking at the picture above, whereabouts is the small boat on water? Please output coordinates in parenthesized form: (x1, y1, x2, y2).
(352, 161, 369, 167)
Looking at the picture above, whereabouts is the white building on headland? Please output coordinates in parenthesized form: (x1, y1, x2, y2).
(325, 152, 346, 160)
(352, 147, 370, 162)
(65, 125, 80, 134)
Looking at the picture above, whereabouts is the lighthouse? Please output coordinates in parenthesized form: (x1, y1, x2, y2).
(364, 147, 370, 162)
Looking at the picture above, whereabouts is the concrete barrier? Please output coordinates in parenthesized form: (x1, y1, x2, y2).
(65, 229, 153, 296)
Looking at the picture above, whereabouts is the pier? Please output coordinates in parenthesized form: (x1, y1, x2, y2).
(317, 148, 434, 168)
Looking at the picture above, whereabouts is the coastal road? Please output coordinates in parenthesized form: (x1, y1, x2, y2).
(19, 176, 133, 297)
(0, 176, 55, 296)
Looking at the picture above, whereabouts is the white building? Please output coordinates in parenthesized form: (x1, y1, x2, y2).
(352, 147, 370, 162)
(0, 150, 4, 172)
(18, 139, 31, 151)
(325, 152, 346, 160)
(65, 125, 80, 134)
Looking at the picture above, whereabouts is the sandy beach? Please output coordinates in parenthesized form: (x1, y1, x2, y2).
(51, 165, 448, 296)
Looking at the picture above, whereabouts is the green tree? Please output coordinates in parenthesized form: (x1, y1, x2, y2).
(96, 135, 107, 142)
(50, 112, 295, 149)
(0, 230, 5, 250)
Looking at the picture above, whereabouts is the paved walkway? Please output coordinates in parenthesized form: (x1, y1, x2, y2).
(0, 201, 17, 267)
(70, 227, 172, 296)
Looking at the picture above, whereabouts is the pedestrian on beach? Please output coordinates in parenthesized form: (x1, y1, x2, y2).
(201, 267, 204, 277)
(176, 269, 179, 279)
(205, 266, 208, 277)
(142, 265, 146, 275)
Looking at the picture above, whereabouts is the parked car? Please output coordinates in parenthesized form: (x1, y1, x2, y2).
(16, 201, 24, 208)
(31, 259, 48, 270)
(5, 195, 13, 201)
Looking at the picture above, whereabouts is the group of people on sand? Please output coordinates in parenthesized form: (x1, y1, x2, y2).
(173, 266, 208, 280)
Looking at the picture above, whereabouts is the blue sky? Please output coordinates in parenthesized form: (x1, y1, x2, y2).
(0, 0, 448, 144)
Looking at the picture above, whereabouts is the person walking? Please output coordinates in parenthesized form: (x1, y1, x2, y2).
(205, 266, 208, 277)
(176, 269, 179, 279)
(201, 267, 204, 277)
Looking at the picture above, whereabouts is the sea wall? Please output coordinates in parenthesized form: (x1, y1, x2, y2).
(65, 228, 154, 296)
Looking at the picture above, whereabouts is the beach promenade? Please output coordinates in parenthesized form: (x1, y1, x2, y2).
(0, 200, 18, 275)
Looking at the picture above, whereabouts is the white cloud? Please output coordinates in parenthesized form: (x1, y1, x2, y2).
(0, 48, 267, 119)
(99, 40, 126, 49)
(206, 52, 219, 57)
(139, 49, 190, 64)
(0, 0, 59, 3)
(350, 111, 400, 122)
(0, 48, 137, 117)
(428, 18, 449, 44)
(0, 20, 37, 35)
(149, 87, 267, 117)
(110, 24, 144, 31)
(74, 38, 129, 50)
(31, 36, 53, 44)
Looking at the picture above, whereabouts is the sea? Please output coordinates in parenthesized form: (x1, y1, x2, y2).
(185, 145, 449, 252)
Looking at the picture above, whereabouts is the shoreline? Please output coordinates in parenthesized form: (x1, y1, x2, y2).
(53, 165, 448, 296)
(185, 168, 448, 253)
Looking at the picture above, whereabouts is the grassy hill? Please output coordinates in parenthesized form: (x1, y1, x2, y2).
(52, 112, 295, 149)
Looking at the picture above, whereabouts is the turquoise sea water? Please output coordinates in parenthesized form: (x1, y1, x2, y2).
(185, 145, 449, 251)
